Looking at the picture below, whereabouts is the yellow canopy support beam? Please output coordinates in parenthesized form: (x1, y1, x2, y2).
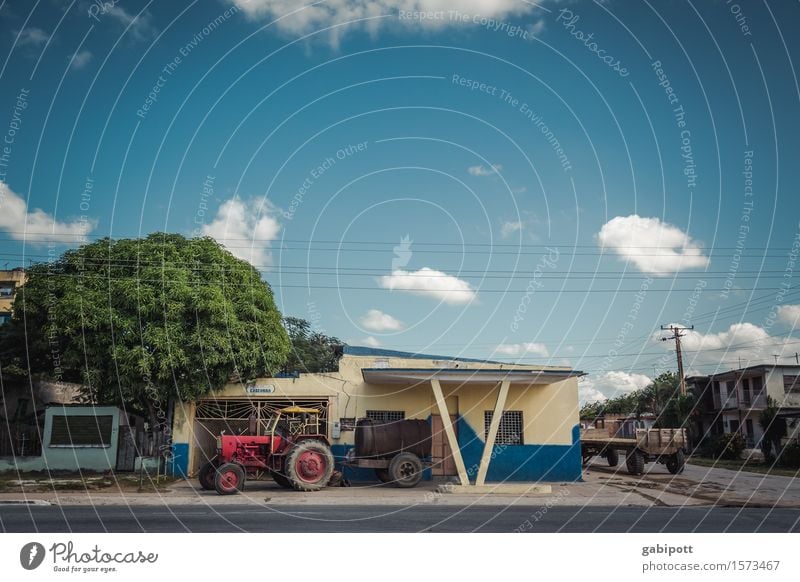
(430, 378, 470, 486)
(475, 379, 510, 486)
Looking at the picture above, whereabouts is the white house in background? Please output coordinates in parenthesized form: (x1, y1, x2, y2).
(687, 364, 800, 448)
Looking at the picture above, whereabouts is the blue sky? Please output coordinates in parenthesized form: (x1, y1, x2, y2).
(1, 0, 799, 402)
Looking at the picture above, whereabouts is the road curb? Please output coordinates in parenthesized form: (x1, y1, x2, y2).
(0, 499, 51, 506)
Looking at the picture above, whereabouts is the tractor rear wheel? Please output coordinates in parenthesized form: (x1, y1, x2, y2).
(198, 459, 218, 490)
(606, 448, 619, 467)
(388, 452, 423, 488)
(214, 463, 245, 495)
(285, 439, 334, 491)
(666, 449, 686, 474)
(626, 450, 645, 476)
(270, 470, 293, 489)
(375, 468, 391, 483)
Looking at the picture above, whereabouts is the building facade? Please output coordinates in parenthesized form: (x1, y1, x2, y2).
(687, 364, 800, 448)
(169, 346, 585, 484)
(0, 268, 25, 324)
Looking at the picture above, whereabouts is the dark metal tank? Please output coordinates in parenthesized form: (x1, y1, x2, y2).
(354, 419, 432, 458)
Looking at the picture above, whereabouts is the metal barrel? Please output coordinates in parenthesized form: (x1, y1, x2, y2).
(354, 419, 432, 458)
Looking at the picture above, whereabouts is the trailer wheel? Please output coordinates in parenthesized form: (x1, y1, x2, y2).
(375, 468, 391, 483)
(626, 450, 645, 476)
(388, 452, 423, 488)
(606, 448, 619, 467)
(286, 439, 334, 491)
(666, 449, 685, 474)
(214, 463, 245, 495)
(198, 459, 218, 490)
(270, 470, 293, 489)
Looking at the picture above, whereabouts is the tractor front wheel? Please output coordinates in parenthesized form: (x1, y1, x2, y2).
(198, 459, 218, 490)
(606, 448, 619, 467)
(286, 439, 334, 491)
(214, 463, 245, 495)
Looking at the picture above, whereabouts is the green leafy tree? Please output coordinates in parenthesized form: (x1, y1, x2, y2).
(1, 234, 290, 426)
(282, 316, 341, 374)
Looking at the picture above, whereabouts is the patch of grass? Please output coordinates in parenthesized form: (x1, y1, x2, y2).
(688, 456, 800, 478)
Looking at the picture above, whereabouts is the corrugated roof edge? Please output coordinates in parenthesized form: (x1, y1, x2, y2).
(343, 344, 582, 373)
(343, 344, 512, 365)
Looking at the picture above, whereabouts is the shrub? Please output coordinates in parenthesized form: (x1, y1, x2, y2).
(710, 432, 745, 460)
(778, 442, 800, 468)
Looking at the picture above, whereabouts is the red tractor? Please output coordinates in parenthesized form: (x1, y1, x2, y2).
(198, 406, 334, 494)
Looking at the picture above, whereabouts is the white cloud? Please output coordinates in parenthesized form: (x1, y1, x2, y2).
(361, 336, 382, 347)
(378, 267, 476, 305)
(201, 197, 281, 267)
(579, 371, 651, 404)
(500, 220, 522, 238)
(15, 27, 49, 48)
(69, 50, 93, 70)
(467, 163, 502, 176)
(0, 181, 95, 243)
(360, 309, 405, 332)
(105, 5, 156, 40)
(229, 0, 536, 41)
(778, 305, 800, 328)
(596, 215, 709, 275)
(495, 342, 549, 358)
(653, 322, 799, 368)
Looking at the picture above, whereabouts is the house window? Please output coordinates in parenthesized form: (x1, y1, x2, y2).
(49, 415, 113, 447)
(0, 286, 14, 297)
(752, 376, 763, 394)
(484, 410, 524, 445)
(0, 312, 11, 325)
(366, 410, 405, 424)
(784, 376, 800, 394)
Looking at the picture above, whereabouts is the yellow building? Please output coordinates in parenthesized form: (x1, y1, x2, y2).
(170, 346, 584, 483)
(0, 268, 26, 324)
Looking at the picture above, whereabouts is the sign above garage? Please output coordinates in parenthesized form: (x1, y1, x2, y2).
(244, 384, 276, 395)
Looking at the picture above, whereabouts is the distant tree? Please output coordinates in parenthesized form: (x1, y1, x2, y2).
(0, 234, 290, 427)
(282, 316, 341, 374)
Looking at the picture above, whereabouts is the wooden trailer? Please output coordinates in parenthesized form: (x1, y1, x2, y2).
(581, 427, 688, 475)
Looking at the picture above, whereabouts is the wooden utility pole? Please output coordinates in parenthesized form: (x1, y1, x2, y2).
(660, 325, 693, 396)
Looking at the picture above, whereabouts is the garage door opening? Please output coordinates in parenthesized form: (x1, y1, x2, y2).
(191, 398, 329, 475)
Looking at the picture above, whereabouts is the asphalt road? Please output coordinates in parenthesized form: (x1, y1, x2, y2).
(1, 505, 799, 532)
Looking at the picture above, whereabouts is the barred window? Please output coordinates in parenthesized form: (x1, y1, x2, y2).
(784, 376, 800, 394)
(484, 410, 524, 445)
(366, 410, 405, 424)
(49, 415, 113, 447)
